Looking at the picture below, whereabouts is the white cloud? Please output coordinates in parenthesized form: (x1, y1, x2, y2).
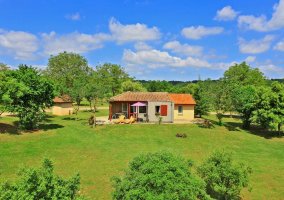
(238, 35, 274, 54)
(215, 6, 239, 21)
(65, 12, 81, 21)
(109, 18, 161, 43)
(163, 40, 203, 56)
(42, 31, 111, 55)
(181, 26, 224, 40)
(238, 0, 284, 31)
(245, 56, 256, 63)
(274, 40, 284, 51)
(258, 63, 284, 78)
(0, 29, 38, 60)
(123, 49, 213, 69)
(134, 42, 152, 50)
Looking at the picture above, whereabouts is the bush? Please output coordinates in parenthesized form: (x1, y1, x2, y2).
(112, 152, 210, 200)
(0, 159, 85, 200)
(197, 151, 252, 200)
(176, 133, 187, 138)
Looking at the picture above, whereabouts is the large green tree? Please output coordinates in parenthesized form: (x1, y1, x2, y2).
(112, 152, 210, 200)
(1, 65, 55, 130)
(46, 52, 91, 104)
(94, 63, 130, 96)
(223, 62, 266, 87)
(223, 62, 266, 116)
(198, 151, 252, 200)
(233, 85, 258, 129)
(253, 82, 284, 134)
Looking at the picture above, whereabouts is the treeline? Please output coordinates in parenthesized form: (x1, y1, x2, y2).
(1, 52, 284, 133)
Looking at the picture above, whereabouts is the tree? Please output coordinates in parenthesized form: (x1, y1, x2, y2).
(223, 62, 266, 116)
(0, 159, 84, 200)
(223, 62, 266, 87)
(2, 65, 55, 130)
(193, 80, 212, 117)
(46, 52, 91, 105)
(233, 86, 258, 129)
(0, 63, 10, 71)
(84, 72, 108, 111)
(253, 82, 284, 134)
(175, 83, 198, 94)
(95, 63, 130, 96)
(112, 152, 210, 200)
(121, 80, 147, 92)
(145, 80, 174, 92)
(211, 81, 229, 125)
(197, 151, 252, 200)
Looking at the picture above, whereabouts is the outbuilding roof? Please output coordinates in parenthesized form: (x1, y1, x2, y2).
(169, 93, 196, 105)
(109, 92, 171, 102)
(53, 95, 73, 103)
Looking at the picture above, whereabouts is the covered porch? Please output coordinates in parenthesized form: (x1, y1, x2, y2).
(109, 101, 148, 122)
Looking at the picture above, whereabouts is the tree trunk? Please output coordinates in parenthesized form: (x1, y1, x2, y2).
(89, 100, 92, 111)
(243, 120, 250, 129)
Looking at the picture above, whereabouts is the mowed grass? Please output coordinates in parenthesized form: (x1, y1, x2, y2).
(0, 110, 283, 200)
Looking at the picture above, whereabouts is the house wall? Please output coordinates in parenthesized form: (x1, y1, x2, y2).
(148, 101, 173, 123)
(173, 104, 195, 120)
(52, 103, 73, 116)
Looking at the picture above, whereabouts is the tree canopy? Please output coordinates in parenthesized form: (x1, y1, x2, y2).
(198, 151, 252, 200)
(0, 159, 84, 200)
(112, 152, 209, 200)
(94, 63, 130, 96)
(46, 52, 91, 97)
(0, 65, 55, 130)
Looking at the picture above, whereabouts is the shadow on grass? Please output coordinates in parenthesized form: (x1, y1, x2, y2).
(204, 115, 283, 139)
(42, 114, 55, 123)
(0, 122, 19, 135)
(245, 125, 283, 139)
(62, 117, 85, 121)
(39, 123, 64, 131)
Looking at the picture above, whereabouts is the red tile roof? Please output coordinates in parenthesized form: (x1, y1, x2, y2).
(53, 95, 72, 103)
(169, 93, 196, 105)
(109, 92, 171, 102)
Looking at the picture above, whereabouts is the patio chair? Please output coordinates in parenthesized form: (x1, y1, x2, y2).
(113, 115, 126, 124)
(124, 116, 136, 124)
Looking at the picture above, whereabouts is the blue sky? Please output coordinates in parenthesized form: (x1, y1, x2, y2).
(1, 0, 284, 81)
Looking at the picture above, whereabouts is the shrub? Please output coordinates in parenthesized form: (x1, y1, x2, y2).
(0, 159, 85, 200)
(112, 152, 210, 200)
(197, 151, 252, 200)
(176, 133, 187, 138)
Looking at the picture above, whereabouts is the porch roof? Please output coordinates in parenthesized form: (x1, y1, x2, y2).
(109, 92, 171, 102)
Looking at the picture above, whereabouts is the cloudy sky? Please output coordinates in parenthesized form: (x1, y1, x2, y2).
(1, 0, 284, 80)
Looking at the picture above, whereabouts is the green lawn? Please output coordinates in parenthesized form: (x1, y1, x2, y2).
(0, 111, 283, 200)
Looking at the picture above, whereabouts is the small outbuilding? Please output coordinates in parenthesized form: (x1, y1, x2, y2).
(52, 95, 73, 116)
(169, 94, 196, 121)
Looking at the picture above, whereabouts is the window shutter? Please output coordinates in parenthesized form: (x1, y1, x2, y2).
(161, 105, 168, 116)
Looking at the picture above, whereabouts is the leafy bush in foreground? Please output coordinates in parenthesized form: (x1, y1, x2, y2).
(197, 151, 252, 200)
(0, 159, 85, 200)
(112, 152, 210, 200)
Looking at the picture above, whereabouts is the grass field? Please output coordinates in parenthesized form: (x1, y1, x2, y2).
(0, 110, 283, 200)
